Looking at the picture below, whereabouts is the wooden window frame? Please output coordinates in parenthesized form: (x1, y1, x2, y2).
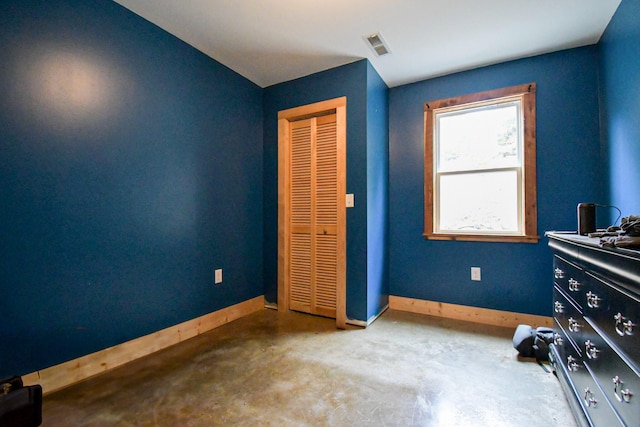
(424, 83, 538, 243)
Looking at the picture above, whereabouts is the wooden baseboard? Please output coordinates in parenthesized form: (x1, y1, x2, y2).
(22, 296, 264, 395)
(389, 296, 552, 329)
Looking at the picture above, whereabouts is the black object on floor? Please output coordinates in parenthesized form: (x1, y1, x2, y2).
(0, 376, 43, 427)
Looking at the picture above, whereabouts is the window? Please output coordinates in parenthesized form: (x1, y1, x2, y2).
(424, 83, 538, 243)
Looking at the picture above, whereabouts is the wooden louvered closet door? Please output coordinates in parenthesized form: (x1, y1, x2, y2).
(288, 114, 338, 318)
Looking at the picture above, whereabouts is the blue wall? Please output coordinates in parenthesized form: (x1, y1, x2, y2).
(366, 62, 390, 320)
(3, 0, 631, 378)
(388, 47, 603, 316)
(0, 0, 263, 376)
(599, 0, 640, 218)
(262, 60, 371, 321)
(262, 60, 390, 323)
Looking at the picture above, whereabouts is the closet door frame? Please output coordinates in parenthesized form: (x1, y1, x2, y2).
(277, 97, 347, 329)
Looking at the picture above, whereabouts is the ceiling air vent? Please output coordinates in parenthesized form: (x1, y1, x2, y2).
(364, 32, 391, 56)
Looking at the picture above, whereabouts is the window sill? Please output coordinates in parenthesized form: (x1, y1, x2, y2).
(422, 233, 540, 243)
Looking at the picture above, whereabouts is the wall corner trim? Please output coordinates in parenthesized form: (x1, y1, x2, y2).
(389, 296, 552, 329)
(23, 296, 265, 395)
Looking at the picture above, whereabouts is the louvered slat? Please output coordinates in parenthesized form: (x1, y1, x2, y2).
(291, 124, 311, 227)
(315, 118, 337, 226)
(290, 233, 311, 305)
(315, 234, 337, 311)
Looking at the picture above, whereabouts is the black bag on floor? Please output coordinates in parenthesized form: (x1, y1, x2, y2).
(0, 376, 42, 427)
(513, 324, 554, 361)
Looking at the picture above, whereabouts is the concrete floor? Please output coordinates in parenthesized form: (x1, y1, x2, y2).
(43, 309, 577, 426)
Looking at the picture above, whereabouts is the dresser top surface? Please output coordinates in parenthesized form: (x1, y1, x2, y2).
(546, 231, 640, 260)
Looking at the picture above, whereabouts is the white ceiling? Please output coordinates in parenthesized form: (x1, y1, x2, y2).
(113, 0, 621, 88)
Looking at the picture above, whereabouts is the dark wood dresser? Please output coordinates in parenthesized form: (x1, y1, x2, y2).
(547, 232, 640, 426)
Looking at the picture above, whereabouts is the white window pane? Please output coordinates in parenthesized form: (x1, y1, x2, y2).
(437, 102, 520, 172)
(438, 170, 519, 232)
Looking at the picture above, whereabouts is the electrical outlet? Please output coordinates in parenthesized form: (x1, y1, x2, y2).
(215, 269, 223, 284)
(471, 267, 481, 281)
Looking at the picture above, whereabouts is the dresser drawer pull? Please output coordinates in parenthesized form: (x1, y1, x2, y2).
(553, 333, 564, 346)
(554, 268, 565, 279)
(567, 356, 581, 372)
(614, 313, 636, 336)
(584, 387, 598, 407)
(554, 301, 565, 313)
(584, 340, 600, 359)
(568, 317, 583, 333)
(613, 376, 634, 403)
(568, 278, 582, 292)
(586, 291, 601, 309)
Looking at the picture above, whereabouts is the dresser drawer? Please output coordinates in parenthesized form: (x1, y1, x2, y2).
(555, 284, 585, 354)
(554, 317, 580, 361)
(554, 255, 585, 309)
(584, 272, 640, 365)
(558, 329, 624, 426)
(581, 318, 640, 427)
